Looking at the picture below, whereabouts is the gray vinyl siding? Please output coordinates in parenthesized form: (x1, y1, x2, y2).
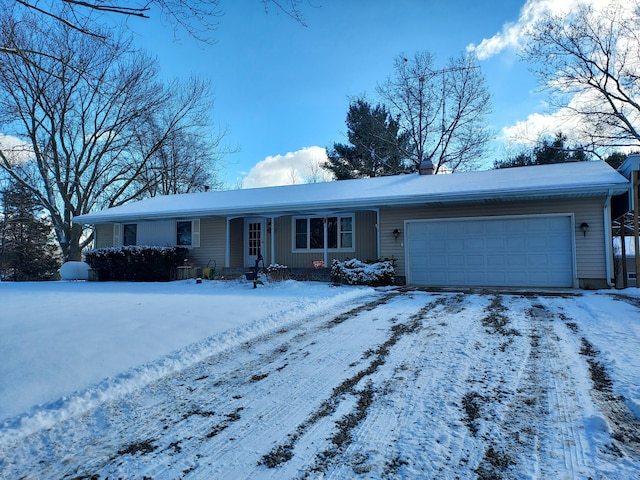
(272, 211, 378, 268)
(381, 197, 607, 282)
(94, 224, 114, 248)
(228, 218, 244, 267)
(186, 218, 226, 268)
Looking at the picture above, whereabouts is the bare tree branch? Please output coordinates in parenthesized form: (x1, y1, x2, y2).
(377, 51, 491, 173)
(0, 9, 223, 261)
(523, 2, 640, 153)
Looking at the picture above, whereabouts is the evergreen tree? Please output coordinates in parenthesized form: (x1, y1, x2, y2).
(494, 132, 590, 169)
(604, 151, 633, 169)
(0, 181, 61, 281)
(325, 99, 410, 180)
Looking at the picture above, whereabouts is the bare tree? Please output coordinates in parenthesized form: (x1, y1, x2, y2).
(377, 51, 492, 173)
(523, 1, 640, 152)
(0, 10, 222, 261)
(1, 0, 306, 52)
(131, 77, 226, 196)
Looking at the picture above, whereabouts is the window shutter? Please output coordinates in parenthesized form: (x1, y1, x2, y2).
(113, 223, 122, 247)
(192, 219, 200, 248)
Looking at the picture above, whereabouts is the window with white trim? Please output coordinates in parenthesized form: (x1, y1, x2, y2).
(123, 224, 137, 246)
(176, 219, 200, 248)
(293, 215, 354, 251)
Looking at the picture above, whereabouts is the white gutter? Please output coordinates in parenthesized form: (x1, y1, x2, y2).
(603, 191, 614, 287)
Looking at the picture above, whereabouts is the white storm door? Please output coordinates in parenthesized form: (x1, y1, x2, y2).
(245, 218, 266, 267)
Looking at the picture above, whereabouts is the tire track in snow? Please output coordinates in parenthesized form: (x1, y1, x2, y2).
(458, 295, 593, 479)
(315, 292, 487, 479)
(557, 296, 640, 462)
(258, 293, 451, 475)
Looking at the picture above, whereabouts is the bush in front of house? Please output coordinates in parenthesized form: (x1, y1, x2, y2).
(331, 258, 395, 286)
(84, 246, 189, 281)
(266, 263, 289, 281)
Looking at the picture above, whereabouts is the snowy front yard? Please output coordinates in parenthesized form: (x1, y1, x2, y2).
(1, 280, 640, 478)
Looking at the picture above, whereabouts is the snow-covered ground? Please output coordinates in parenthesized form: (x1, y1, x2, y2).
(1, 279, 639, 479)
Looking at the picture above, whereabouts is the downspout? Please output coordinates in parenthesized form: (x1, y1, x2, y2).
(270, 216, 275, 266)
(375, 208, 381, 260)
(603, 191, 614, 287)
(225, 217, 230, 268)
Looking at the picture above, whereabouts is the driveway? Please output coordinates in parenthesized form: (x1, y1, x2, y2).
(1, 288, 639, 479)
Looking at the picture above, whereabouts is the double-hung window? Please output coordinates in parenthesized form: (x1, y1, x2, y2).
(122, 224, 137, 246)
(176, 219, 200, 248)
(294, 215, 354, 251)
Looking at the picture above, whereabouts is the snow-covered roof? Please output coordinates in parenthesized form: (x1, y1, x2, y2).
(74, 161, 631, 224)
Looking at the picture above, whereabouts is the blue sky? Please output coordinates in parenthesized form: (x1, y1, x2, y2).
(130, 0, 590, 188)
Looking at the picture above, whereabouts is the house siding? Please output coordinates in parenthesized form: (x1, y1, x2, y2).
(229, 218, 244, 267)
(185, 218, 226, 268)
(380, 197, 608, 284)
(94, 224, 114, 249)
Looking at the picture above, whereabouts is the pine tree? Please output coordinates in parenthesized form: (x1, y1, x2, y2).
(494, 132, 590, 169)
(0, 181, 61, 281)
(325, 99, 410, 180)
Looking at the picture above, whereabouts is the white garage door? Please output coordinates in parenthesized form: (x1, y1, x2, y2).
(406, 215, 574, 287)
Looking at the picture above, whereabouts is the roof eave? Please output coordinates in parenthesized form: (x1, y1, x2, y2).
(73, 182, 629, 225)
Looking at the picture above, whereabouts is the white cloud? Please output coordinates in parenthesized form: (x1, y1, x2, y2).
(0, 133, 33, 164)
(467, 0, 615, 60)
(242, 146, 334, 189)
(501, 85, 640, 150)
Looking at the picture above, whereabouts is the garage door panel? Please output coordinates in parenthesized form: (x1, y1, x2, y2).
(468, 255, 484, 266)
(506, 272, 527, 283)
(464, 238, 484, 249)
(506, 254, 527, 266)
(446, 223, 466, 234)
(448, 255, 465, 266)
(505, 237, 527, 249)
(407, 216, 573, 287)
(487, 255, 505, 266)
(465, 222, 485, 234)
(505, 221, 526, 233)
(485, 238, 504, 249)
(485, 222, 505, 234)
(527, 237, 548, 250)
(429, 255, 446, 267)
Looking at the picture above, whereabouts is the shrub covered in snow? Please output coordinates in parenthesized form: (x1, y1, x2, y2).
(59, 261, 92, 281)
(266, 263, 289, 281)
(84, 246, 188, 282)
(330, 258, 395, 286)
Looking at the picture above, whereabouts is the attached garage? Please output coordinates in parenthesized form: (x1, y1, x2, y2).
(406, 215, 575, 287)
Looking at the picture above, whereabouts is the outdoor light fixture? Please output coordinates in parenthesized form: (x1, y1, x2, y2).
(580, 222, 589, 237)
(393, 228, 401, 240)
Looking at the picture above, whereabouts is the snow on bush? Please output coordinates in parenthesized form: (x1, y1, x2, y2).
(266, 263, 289, 281)
(331, 258, 395, 286)
(84, 246, 188, 282)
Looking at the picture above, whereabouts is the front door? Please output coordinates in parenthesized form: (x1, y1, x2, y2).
(245, 218, 266, 267)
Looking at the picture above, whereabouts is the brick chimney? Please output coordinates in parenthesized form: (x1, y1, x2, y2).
(419, 158, 434, 175)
